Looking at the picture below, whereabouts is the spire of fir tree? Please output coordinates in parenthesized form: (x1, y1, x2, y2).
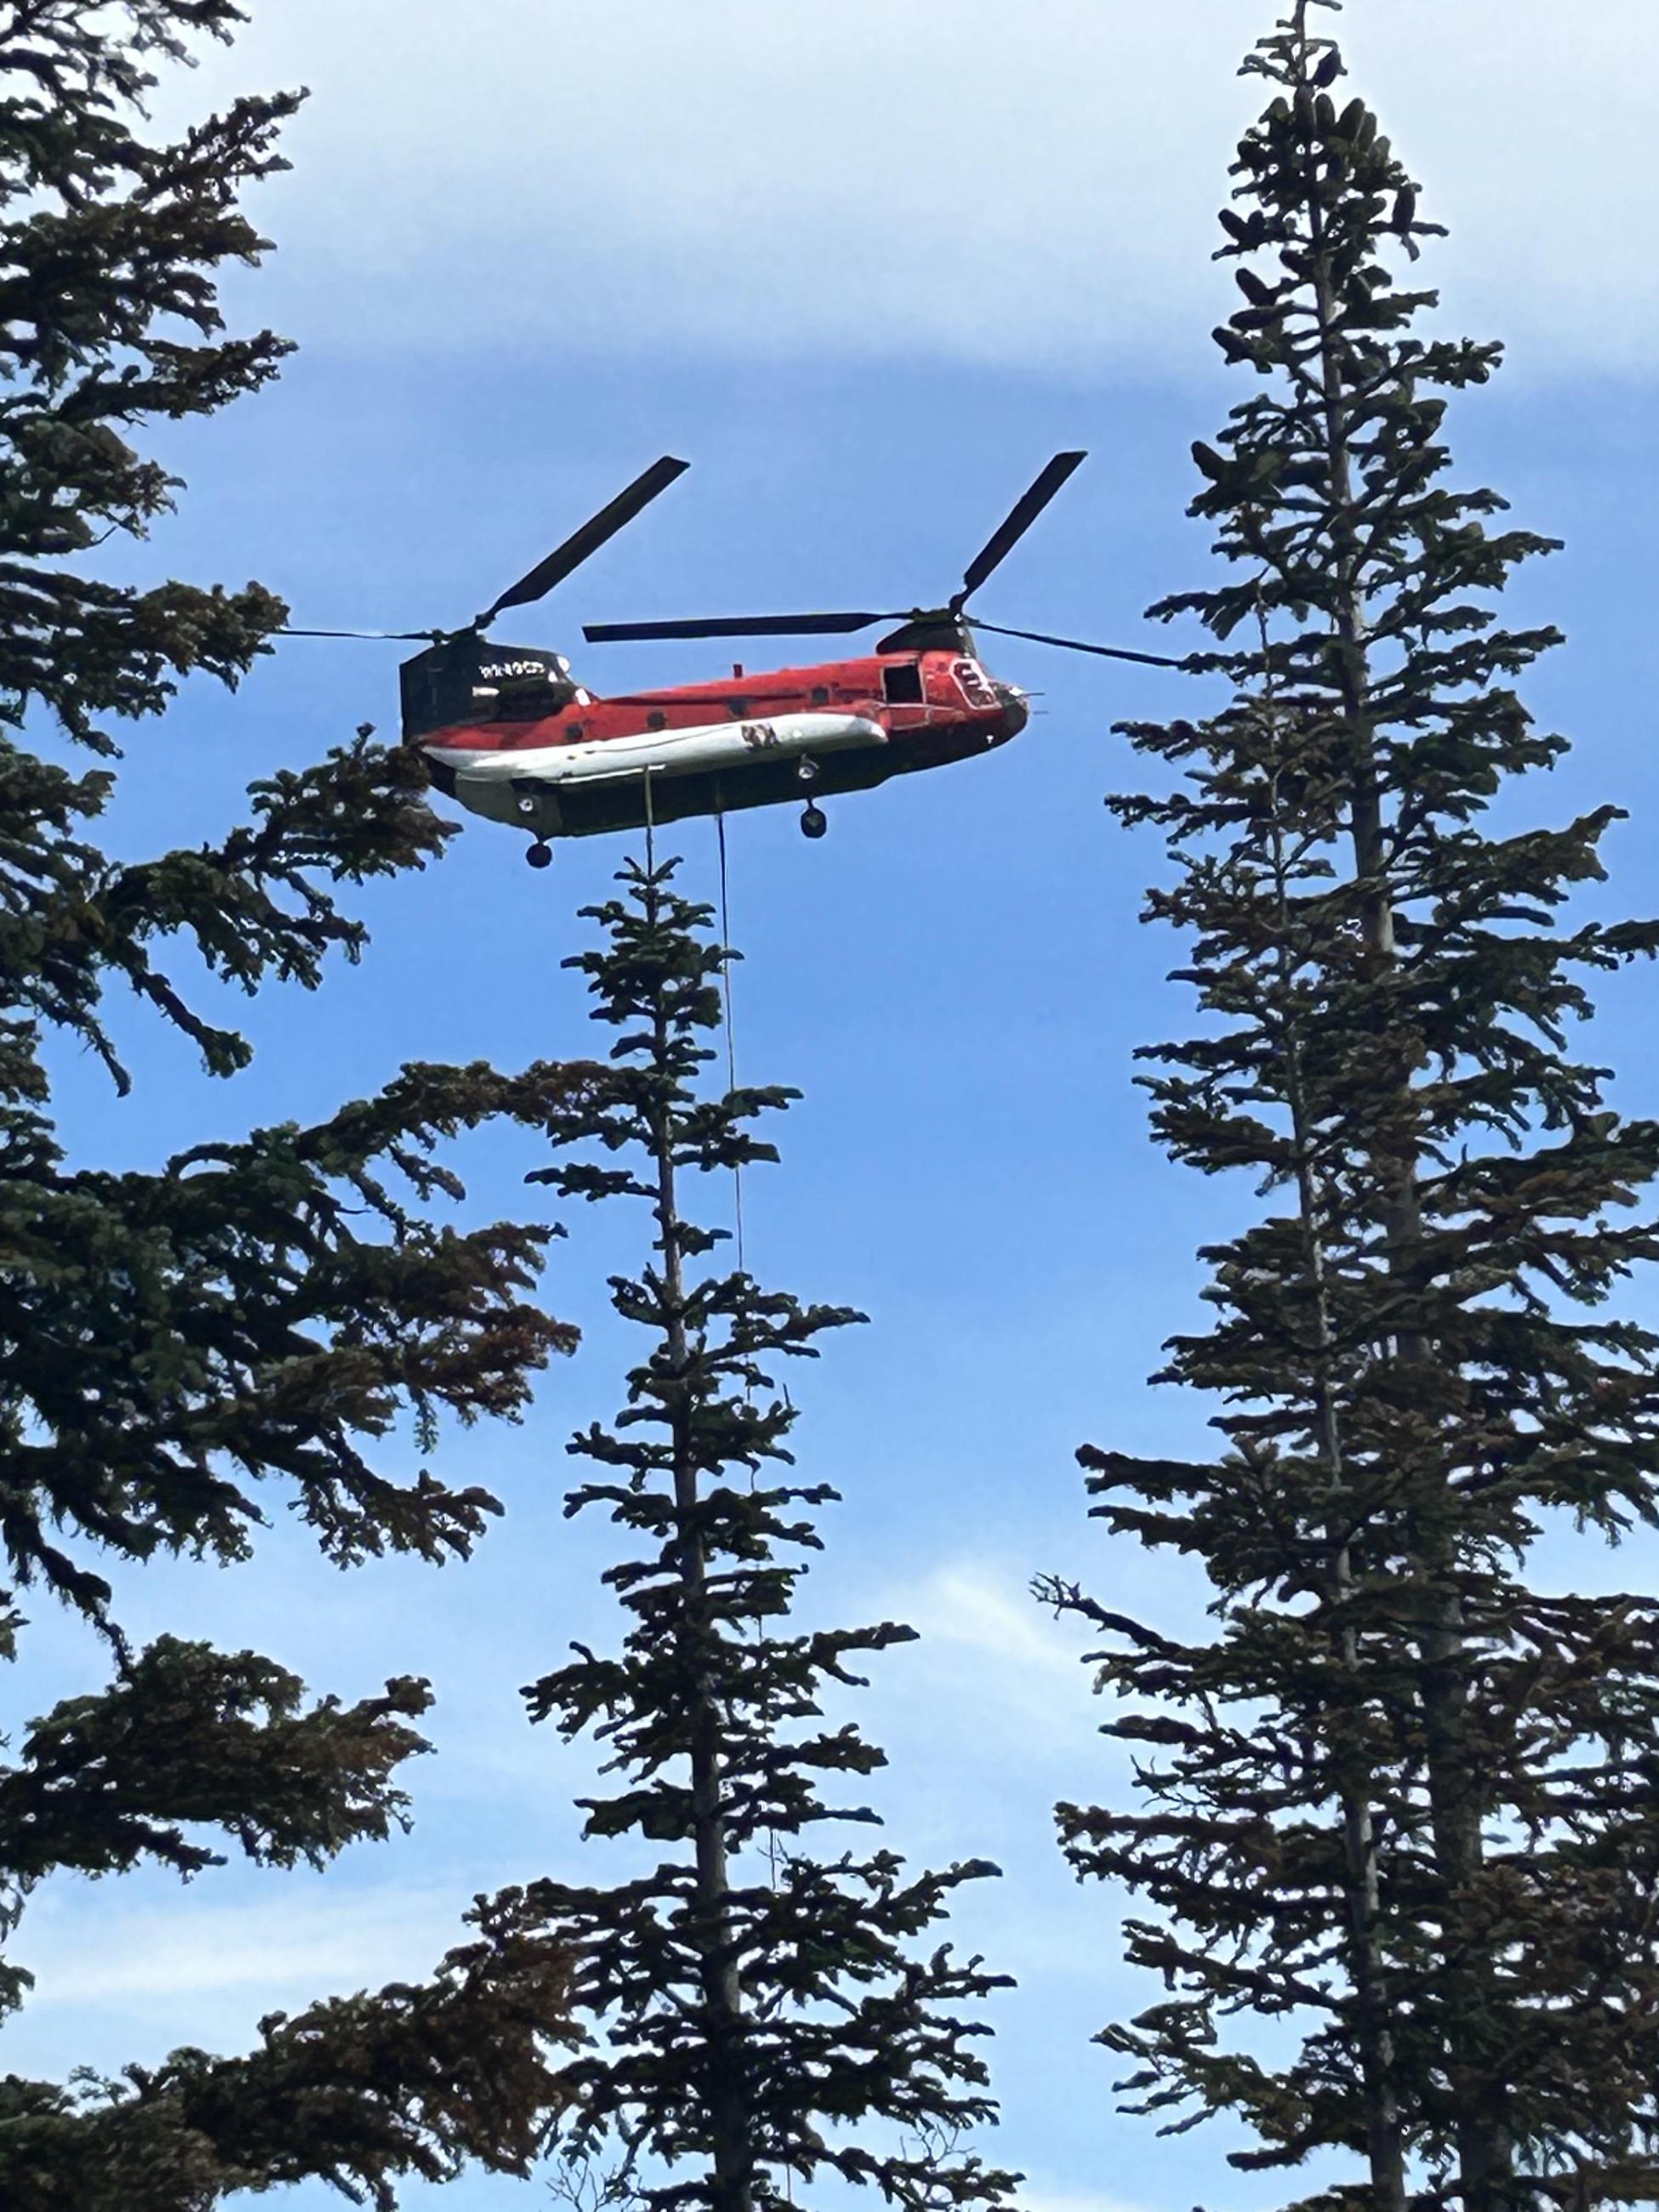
(1044, 6, 1659, 2209)
(515, 856, 1018, 2212)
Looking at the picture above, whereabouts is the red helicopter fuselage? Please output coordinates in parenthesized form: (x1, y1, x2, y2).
(417, 642, 1029, 844)
(300, 447, 1175, 861)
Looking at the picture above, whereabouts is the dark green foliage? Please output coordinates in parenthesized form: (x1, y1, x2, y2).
(0, 0, 292, 750)
(1, 3, 585, 2198)
(512, 858, 1017, 2212)
(3, 1056, 587, 1631)
(1043, 4, 1659, 2209)
(0, 1888, 572, 2211)
(0, 1638, 433, 1889)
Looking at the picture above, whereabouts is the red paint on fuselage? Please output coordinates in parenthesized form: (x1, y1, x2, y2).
(420, 647, 1026, 767)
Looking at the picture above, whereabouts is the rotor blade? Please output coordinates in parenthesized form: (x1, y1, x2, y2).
(968, 615, 1189, 670)
(958, 451, 1088, 602)
(482, 455, 690, 623)
(584, 610, 886, 644)
(281, 626, 439, 641)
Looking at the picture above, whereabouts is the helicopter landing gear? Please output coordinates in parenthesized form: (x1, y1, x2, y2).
(800, 803, 828, 841)
(796, 755, 819, 784)
(526, 839, 553, 870)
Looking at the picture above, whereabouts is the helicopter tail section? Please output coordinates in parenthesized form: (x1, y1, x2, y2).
(399, 636, 579, 742)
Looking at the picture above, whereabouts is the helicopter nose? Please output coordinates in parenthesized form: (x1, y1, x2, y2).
(994, 683, 1029, 738)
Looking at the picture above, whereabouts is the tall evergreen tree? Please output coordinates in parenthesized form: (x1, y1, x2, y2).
(1043, 5, 1659, 2209)
(2, 5, 585, 2202)
(513, 856, 1018, 2212)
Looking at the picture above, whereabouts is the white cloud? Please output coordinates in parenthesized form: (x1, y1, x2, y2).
(1022, 2188, 1162, 2212)
(858, 1558, 1113, 1779)
(908, 1562, 1085, 1682)
(20, 1884, 459, 2006)
(163, 0, 1659, 373)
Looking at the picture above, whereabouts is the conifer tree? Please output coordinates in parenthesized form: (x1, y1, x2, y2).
(2, 5, 585, 2201)
(514, 855, 1018, 2212)
(1043, 5, 1659, 2209)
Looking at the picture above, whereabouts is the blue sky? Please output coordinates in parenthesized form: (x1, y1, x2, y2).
(9, 5, 1659, 2211)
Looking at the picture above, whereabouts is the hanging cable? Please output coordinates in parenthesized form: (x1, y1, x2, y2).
(714, 824, 795, 2212)
(715, 813, 786, 1919)
(715, 811, 748, 1280)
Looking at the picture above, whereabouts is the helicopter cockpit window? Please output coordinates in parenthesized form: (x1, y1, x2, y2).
(953, 659, 996, 709)
(881, 662, 925, 706)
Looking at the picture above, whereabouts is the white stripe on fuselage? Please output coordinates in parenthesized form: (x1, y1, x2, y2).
(432, 710, 886, 790)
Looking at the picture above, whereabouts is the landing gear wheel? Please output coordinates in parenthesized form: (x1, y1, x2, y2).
(526, 840, 553, 870)
(800, 803, 828, 841)
(796, 755, 820, 784)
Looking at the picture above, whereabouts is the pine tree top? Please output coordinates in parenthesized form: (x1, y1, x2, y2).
(1052, 5, 1659, 2202)
(518, 858, 1016, 2212)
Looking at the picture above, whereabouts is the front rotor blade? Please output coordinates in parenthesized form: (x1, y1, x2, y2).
(482, 454, 690, 623)
(584, 610, 886, 644)
(958, 451, 1088, 602)
(969, 616, 1189, 670)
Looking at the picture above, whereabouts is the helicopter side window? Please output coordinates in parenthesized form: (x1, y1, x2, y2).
(881, 662, 925, 706)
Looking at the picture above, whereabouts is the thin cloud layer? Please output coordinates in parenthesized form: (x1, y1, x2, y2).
(174, 0, 1659, 373)
(20, 1885, 456, 2008)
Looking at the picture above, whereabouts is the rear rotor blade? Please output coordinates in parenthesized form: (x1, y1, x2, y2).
(584, 610, 887, 645)
(482, 454, 689, 624)
(957, 451, 1087, 603)
(281, 625, 440, 641)
(969, 614, 1189, 670)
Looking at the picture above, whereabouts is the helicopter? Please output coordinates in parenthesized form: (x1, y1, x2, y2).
(288, 452, 1183, 866)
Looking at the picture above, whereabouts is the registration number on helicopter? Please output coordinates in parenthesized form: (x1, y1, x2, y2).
(478, 658, 555, 681)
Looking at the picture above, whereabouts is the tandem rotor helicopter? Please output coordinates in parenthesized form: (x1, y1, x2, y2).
(288, 452, 1184, 867)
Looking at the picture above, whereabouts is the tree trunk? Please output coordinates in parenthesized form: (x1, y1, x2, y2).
(1264, 714, 1408, 2212)
(1296, 23, 1511, 2194)
(652, 989, 754, 2212)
